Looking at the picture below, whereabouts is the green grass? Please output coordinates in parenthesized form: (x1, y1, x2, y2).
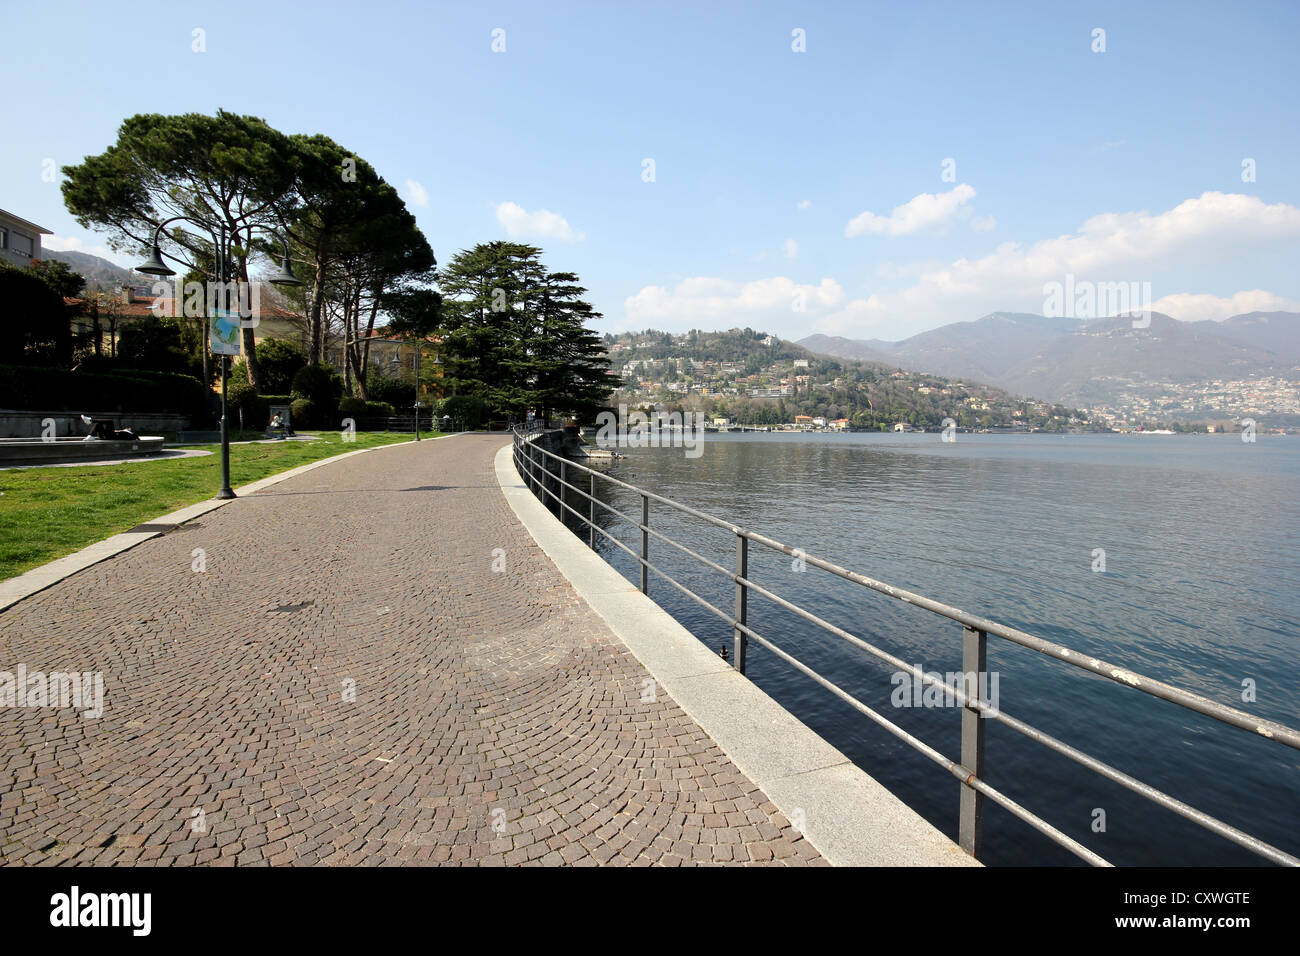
(0, 431, 434, 581)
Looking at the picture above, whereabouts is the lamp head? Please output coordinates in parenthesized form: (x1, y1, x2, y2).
(268, 255, 304, 287)
(135, 245, 175, 277)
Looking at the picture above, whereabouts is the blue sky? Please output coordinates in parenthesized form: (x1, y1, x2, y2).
(4, 0, 1298, 341)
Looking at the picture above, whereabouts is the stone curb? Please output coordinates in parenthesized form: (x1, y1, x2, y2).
(0, 434, 459, 614)
(493, 442, 978, 867)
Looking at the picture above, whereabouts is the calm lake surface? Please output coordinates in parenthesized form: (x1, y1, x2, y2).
(575, 432, 1300, 865)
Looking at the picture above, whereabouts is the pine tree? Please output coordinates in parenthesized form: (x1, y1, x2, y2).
(437, 243, 616, 423)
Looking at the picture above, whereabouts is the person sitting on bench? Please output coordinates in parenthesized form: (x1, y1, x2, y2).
(265, 411, 293, 439)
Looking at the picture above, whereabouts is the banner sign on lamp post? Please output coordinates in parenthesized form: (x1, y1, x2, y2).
(210, 309, 241, 355)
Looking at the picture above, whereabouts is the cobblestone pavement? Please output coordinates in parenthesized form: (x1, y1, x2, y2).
(0, 435, 822, 866)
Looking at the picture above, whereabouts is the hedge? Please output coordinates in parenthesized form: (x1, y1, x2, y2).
(339, 397, 397, 423)
(437, 395, 488, 429)
(0, 364, 207, 418)
(232, 393, 292, 429)
(291, 364, 342, 409)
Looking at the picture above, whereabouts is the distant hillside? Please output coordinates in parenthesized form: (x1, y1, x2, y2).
(799, 311, 1300, 405)
(606, 326, 1088, 431)
(1212, 311, 1300, 364)
(999, 313, 1275, 404)
(796, 334, 897, 366)
(39, 248, 141, 292)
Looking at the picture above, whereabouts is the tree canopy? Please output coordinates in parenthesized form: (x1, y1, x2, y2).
(437, 242, 617, 422)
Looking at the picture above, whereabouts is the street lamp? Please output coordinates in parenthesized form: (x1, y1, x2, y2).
(136, 216, 302, 500)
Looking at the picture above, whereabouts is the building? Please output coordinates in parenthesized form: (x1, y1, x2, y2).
(0, 208, 52, 268)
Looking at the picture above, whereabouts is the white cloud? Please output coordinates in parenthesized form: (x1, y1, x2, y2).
(825, 191, 1300, 337)
(970, 214, 997, 233)
(782, 238, 798, 259)
(404, 179, 430, 207)
(845, 183, 977, 237)
(495, 201, 584, 241)
(797, 199, 812, 209)
(1148, 290, 1300, 323)
(625, 276, 843, 329)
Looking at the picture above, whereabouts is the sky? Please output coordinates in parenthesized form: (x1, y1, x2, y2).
(3, 0, 1298, 342)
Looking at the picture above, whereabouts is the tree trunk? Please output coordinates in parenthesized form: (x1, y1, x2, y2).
(358, 295, 380, 400)
(240, 281, 261, 389)
(308, 258, 327, 366)
(231, 238, 261, 388)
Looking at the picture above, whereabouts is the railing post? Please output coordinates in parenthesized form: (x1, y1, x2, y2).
(588, 472, 595, 548)
(640, 494, 649, 594)
(560, 459, 566, 518)
(959, 624, 987, 858)
(733, 533, 748, 674)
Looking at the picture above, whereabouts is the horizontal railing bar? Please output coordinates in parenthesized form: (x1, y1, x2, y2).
(517, 430, 1300, 752)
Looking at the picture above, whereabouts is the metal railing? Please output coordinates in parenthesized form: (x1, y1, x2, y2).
(511, 427, 1300, 866)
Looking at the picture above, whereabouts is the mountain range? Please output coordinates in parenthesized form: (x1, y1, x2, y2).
(38, 248, 142, 292)
(798, 311, 1300, 406)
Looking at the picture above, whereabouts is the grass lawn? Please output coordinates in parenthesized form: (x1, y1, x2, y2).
(0, 431, 434, 582)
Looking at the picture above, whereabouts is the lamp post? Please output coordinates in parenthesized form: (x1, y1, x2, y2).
(135, 217, 303, 499)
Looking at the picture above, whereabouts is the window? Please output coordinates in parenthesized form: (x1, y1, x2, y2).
(10, 231, 33, 256)
(0, 227, 7, 249)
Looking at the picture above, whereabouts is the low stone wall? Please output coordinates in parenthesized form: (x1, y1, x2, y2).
(0, 409, 190, 439)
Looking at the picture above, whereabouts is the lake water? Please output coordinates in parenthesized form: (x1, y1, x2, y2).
(570, 432, 1300, 865)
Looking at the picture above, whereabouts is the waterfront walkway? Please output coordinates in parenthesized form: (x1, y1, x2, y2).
(0, 435, 820, 865)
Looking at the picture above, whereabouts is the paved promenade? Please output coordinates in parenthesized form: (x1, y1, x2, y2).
(0, 435, 820, 865)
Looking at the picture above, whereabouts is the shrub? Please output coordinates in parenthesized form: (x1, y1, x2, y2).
(291, 364, 342, 409)
(338, 396, 367, 418)
(252, 339, 308, 394)
(334, 398, 397, 430)
(437, 395, 488, 430)
(289, 398, 318, 429)
(227, 376, 257, 411)
(366, 375, 414, 409)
